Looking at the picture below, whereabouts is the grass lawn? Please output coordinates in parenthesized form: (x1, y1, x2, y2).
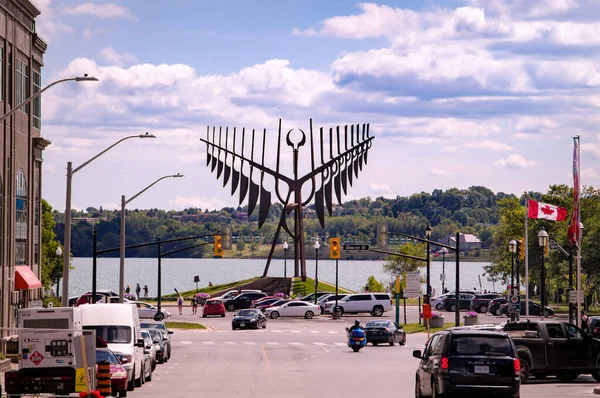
(291, 277, 354, 296)
(165, 321, 206, 330)
(162, 277, 260, 299)
(402, 323, 455, 334)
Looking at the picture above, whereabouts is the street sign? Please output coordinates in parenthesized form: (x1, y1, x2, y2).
(422, 304, 432, 320)
(395, 275, 400, 294)
(404, 271, 421, 298)
(569, 290, 583, 304)
(342, 244, 370, 251)
(30, 300, 43, 308)
(549, 241, 559, 250)
(440, 273, 446, 281)
(509, 296, 520, 313)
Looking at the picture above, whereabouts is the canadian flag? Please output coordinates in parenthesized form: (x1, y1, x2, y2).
(527, 200, 567, 221)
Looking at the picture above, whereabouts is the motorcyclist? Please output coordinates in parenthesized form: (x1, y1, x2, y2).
(347, 319, 363, 335)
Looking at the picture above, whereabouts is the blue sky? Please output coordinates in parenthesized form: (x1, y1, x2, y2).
(33, 0, 600, 212)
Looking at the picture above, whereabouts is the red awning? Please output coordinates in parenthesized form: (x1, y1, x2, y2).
(15, 266, 42, 290)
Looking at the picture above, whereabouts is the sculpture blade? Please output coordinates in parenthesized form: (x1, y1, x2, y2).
(334, 172, 342, 205)
(217, 159, 224, 179)
(211, 156, 217, 172)
(315, 186, 325, 228)
(325, 180, 333, 216)
(347, 164, 353, 186)
(248, 179, 260, 215)
(354, 157, 360, 178)
(341, 167, 348, 195)
(206, 153, 212, 167)
(258, 186, 272, 228)
(239, 173, 249, 205)
(358, 151, 364, 171)
(231, 169, 240, 195)
(223, 164, 231, 187)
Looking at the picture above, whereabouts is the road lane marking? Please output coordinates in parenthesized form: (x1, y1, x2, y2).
(310, 331, 320, 333)
(266, 342, 280, 345)
(224, 341, 237, 345)
(244, 342, 257, 345)
(180, 341, 192, 345)
(202, 341, 215, 345)
(261, 344, 270, 370)
(327, 331, 339, 334)
(334, 342, 346, 346)
(314, 342, 327, 346)
(272, 330, 283, 333)
(289, 342, 303, 346)
(291, 330, 301, 333)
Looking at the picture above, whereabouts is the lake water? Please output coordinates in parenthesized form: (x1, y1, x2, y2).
(64, 258, 499, 298)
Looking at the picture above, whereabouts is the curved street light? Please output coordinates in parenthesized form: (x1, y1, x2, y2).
(61, 132, 157, 306)
(118, 173, 185, 302)
(538, 228, 549, 319)
(314, 239, 320, 304)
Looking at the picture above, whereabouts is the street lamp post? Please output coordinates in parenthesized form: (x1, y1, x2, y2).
(509, 239, 517, 322)
(425, 224, 432, 295)
(538, 228, 549, 320)
(314, 240, 320, 304)
(283, 241, 288, 282)
(577, 222, 584, 325)
(61, 132, 156, 306)
(118, 173, 184, 302)
(441, 247, 448, 293)
(55, 246, 62, 299)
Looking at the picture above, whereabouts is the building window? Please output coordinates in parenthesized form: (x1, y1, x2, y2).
(32, 69, 40, 129)
(16, 59, 28, 114)
(16, 169, 27, 265)
(33, 170, 39, 265)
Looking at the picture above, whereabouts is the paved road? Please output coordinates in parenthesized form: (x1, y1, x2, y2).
(128, 313, 598, 397)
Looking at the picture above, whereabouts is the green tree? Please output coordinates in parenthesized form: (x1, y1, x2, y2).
(236, 238, 246, 252)
(41, 199, 62, 293)
(364, 275, 385, 292)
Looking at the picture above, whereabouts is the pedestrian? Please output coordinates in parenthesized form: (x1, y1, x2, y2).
(177, 293, 184, 315)
(208, 281, 213, 287)
(191, 295, 198, 315)
(135, 283, 141, 300)
(143, 285, 148, 298)
(432, 287, 437, 297)
(581, 310, 590, 334)
(125, 284, 131, 294)
(444, 287, 449, 294)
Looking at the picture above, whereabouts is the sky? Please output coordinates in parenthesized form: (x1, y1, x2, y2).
(31, 0, 600, 213)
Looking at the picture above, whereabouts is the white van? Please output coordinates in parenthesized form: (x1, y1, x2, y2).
(80, 303, 145, 391)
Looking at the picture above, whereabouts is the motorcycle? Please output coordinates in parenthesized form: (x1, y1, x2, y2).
(346, 327, 367, 352)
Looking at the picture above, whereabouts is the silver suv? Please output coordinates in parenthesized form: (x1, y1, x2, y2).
(324, 293, 392, 316)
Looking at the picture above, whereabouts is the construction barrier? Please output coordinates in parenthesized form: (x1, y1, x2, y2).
(97, 361, 111, 397)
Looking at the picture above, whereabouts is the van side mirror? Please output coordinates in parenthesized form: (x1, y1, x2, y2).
(135, 339, 145, 348)
(167, 330, 173, 335)
(412, 350, 422, 359)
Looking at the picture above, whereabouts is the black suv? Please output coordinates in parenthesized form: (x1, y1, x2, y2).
(442, 293, 475, 312)
(225, 292, 267, 311)
(413, 329, 520, 398)
(489, 297, 508, 316)
(470, 293, 505, 313)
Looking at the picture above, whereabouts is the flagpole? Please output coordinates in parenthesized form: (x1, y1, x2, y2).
(576, 135, 581, 327)
(525, 197, 530, 320)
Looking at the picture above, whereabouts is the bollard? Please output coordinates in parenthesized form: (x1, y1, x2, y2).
(97, 361, 111, 397)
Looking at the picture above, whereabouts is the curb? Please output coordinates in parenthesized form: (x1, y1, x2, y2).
(594, 386, 600, 395)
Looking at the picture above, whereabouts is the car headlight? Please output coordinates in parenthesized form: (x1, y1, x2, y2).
(112, 371, 127, 378)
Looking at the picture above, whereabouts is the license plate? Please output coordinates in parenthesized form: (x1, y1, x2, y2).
(240, 323, 245, 327)
(474, 365, 489, 374)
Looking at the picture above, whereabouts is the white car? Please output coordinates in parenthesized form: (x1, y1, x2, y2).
(323, 293, 392, 316)
(134, 301, 171, 320)
(264, 301, 320, 319)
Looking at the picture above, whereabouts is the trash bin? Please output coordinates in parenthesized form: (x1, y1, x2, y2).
(332, 307, 341, 320)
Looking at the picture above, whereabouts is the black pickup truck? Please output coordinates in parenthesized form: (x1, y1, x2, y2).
(503, 320, 600, 383)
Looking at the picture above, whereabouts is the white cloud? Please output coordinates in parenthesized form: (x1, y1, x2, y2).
(99, 47, 137, 66)
(464, 140, 513, 151)
(64, 3, 137, 21)
(83, 28, 105, 41)
(582, 143, 600, 158)
(367, 180, 392, 195)
(582, 167, 599, 180)
(430, 168, 453, 177)
(493, 154, 537, 169)
(30, 0, 73, 42)
(169, 197, 227, 211)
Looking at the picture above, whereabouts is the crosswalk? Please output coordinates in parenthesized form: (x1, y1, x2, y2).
(184, 340, 350, 347)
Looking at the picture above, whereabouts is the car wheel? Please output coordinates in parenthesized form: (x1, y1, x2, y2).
(135, 368, 142, 387)
(400, 336, 406, 346)
(450, 304, 456, 312)
(478, 304, 488, 313)
(155, 312, 164, 321)
(389, 338, 395, 347)
(373, 342, 378, 346)
(270, 311, 280, 319)
(372, 306, 384, 317)
(118, 390, 127, 397)
(320, 306, 324, 314)
(158, 356, 164, 364)
(262, 321, 267, 329)
(202, 314, 207, 318)
(146, 368, 152, 382)
(519, 358, 530, 384)
(305, 311, 314, 319)
(140, 366, 145, 385)
(221, 313, 225, 317)
(232, 326, 237, 330)
(338, 307, 345, 316)
(227, 304, 235, 312)
(557, 373, 579, 382)
(127, 369, 135, 391)
(435, 303, 442, 310)
(431, 381, 440, 398)
(415, 376, 421, 398)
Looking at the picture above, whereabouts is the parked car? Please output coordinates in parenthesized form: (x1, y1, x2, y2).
(141, 330, 157, 371)
(255, 299, 289, 312)
(232, 309, 267, 330)
(364, 320, 406, 346)
(140, 320, 173, 361)
(489, 297, 509, 315)
(145, 328, 167, 364)
(203, 299, 226, 317)
(133, 301, 170, 320)
(499, 301, 554, 317)
(318, 294, 348, 313)
(141, 348, 152, 384)
(250, 297, 280, 309)
(470, 293, 505, 313)
(323, 293, 393, 316)
(300, 292, 331, 303)
(588, 316, 600, 337)
(95, 345, 128, 398)
(216, 290, 262, 303)
(225, 292, 268, 311)
(413, 329, 520, 397)
(264, 301, 321, 319)
(442, 293, 475, 312)
(74, 290, 120, 307)
(431, 291, 474, 310)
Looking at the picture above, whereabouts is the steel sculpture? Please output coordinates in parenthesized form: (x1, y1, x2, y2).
(200, 119, 374, 280)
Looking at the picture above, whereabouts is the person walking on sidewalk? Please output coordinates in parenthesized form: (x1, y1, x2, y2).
(143, 284, 148, 298)
(135, 283, 141, 300)
(191, 295, 198, 315)
(177, 293, 184, 315)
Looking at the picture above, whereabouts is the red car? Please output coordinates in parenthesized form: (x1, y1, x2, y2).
(251, 296, 277, 307)
(96, 343, 127, 397)
(203, 299, 226, 317)
(255, 299, 288, 312)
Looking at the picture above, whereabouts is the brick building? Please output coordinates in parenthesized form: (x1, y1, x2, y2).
(0, 0, 47, 329)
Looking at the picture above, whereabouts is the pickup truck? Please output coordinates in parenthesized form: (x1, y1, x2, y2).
(503, 320, 600, 383)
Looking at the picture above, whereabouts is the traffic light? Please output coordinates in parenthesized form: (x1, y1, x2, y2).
(377, 222, 388, 249)
(329, 238, 340, 259)
(221, 225, 232, 250)
(517, 239, 525, 261)
(214, 235, 223, 257)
